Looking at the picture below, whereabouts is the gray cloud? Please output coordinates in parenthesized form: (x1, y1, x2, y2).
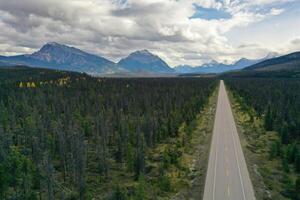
(238, 43, 260, 48)
(291, 38, 300, 45)
(0, 0, 297, 66)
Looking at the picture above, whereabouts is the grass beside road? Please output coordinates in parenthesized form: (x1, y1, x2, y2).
(171, 82, 218, 199)
(227, 87, 296, 200)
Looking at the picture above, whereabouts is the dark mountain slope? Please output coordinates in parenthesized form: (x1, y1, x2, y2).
(244, 51, 300, 71)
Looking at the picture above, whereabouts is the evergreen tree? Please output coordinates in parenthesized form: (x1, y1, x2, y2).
(295, 152, 300, 173)
(111, 185, 128, 200)
(0, 164, 9, 199)
(281, 122, 289, 145)
(269, 141, 280, 159)
(282, 157, 290, 173)
(264, 104, 273, 131)
(134, 127, 145, 179)
(295, 177, 300, 200)
(134, 175, 147, 200)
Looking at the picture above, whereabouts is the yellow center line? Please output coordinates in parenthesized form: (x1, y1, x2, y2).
(227, 185, 230, 197)
(225, 136, 230, 198)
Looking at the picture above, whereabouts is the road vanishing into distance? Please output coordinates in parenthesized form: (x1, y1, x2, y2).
(203, 80, 255, 200)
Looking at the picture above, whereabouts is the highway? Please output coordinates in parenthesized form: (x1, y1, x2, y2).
(203, 80, 255, 200)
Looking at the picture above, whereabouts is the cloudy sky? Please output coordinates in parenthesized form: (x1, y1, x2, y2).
(0, 0, 299, 67)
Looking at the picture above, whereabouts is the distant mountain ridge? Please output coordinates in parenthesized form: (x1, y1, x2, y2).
(174, 55, 278, 74)
(118, 50, 174, 73)
(174, 61, 231, 74)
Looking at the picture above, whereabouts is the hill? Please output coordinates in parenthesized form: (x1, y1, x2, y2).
(244, 51, 300, 71)
(0, 65, 86, 82)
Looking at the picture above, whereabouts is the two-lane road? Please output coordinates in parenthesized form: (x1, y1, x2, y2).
(203, 80, 255, 200)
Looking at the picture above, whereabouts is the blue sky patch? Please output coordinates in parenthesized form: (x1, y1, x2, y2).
(190, 5, 231, 20)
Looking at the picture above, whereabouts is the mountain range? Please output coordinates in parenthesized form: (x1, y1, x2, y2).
(174, 52, 279, 74)
(0, 42, 174, 74)
(0, 42, 291, 75)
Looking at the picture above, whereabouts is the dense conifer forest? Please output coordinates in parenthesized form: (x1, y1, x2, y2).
(0, 67, 217, 199)
(226, 77, 300, 199)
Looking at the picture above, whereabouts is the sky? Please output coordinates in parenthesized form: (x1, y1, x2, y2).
(0, 0, 299, 67)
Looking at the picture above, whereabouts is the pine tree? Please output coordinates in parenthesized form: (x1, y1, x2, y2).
(134, 126, 145, 179)
(295, 177, 300, 200)
(295, 152, 300, 173)
(280, 122, 289, 145)
(96, 117, 109, 177)
(0, 164, 9, 199)
(269, 141, 280, 159)
(111, 185, 128, 200)
(134, 175, 147, 200)
(76, 132, 86, 200)
(282, 157, 290, 173)
(126, 143, 134, 172)
(264, 104, 273, 131)
(45, 152, 54, 200)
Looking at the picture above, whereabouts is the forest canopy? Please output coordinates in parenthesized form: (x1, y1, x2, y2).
(0, 67, 217, 199)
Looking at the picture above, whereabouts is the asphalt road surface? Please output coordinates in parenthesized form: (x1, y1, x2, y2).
(203, 80, 255, 200)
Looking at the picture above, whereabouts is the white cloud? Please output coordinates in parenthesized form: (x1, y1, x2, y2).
(244, 0, 292, 5)
(0, 0, 297, 66)
(270, 8, 284, 15)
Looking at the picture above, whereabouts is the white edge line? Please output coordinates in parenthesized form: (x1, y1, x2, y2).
(212, 122, 219, 200)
